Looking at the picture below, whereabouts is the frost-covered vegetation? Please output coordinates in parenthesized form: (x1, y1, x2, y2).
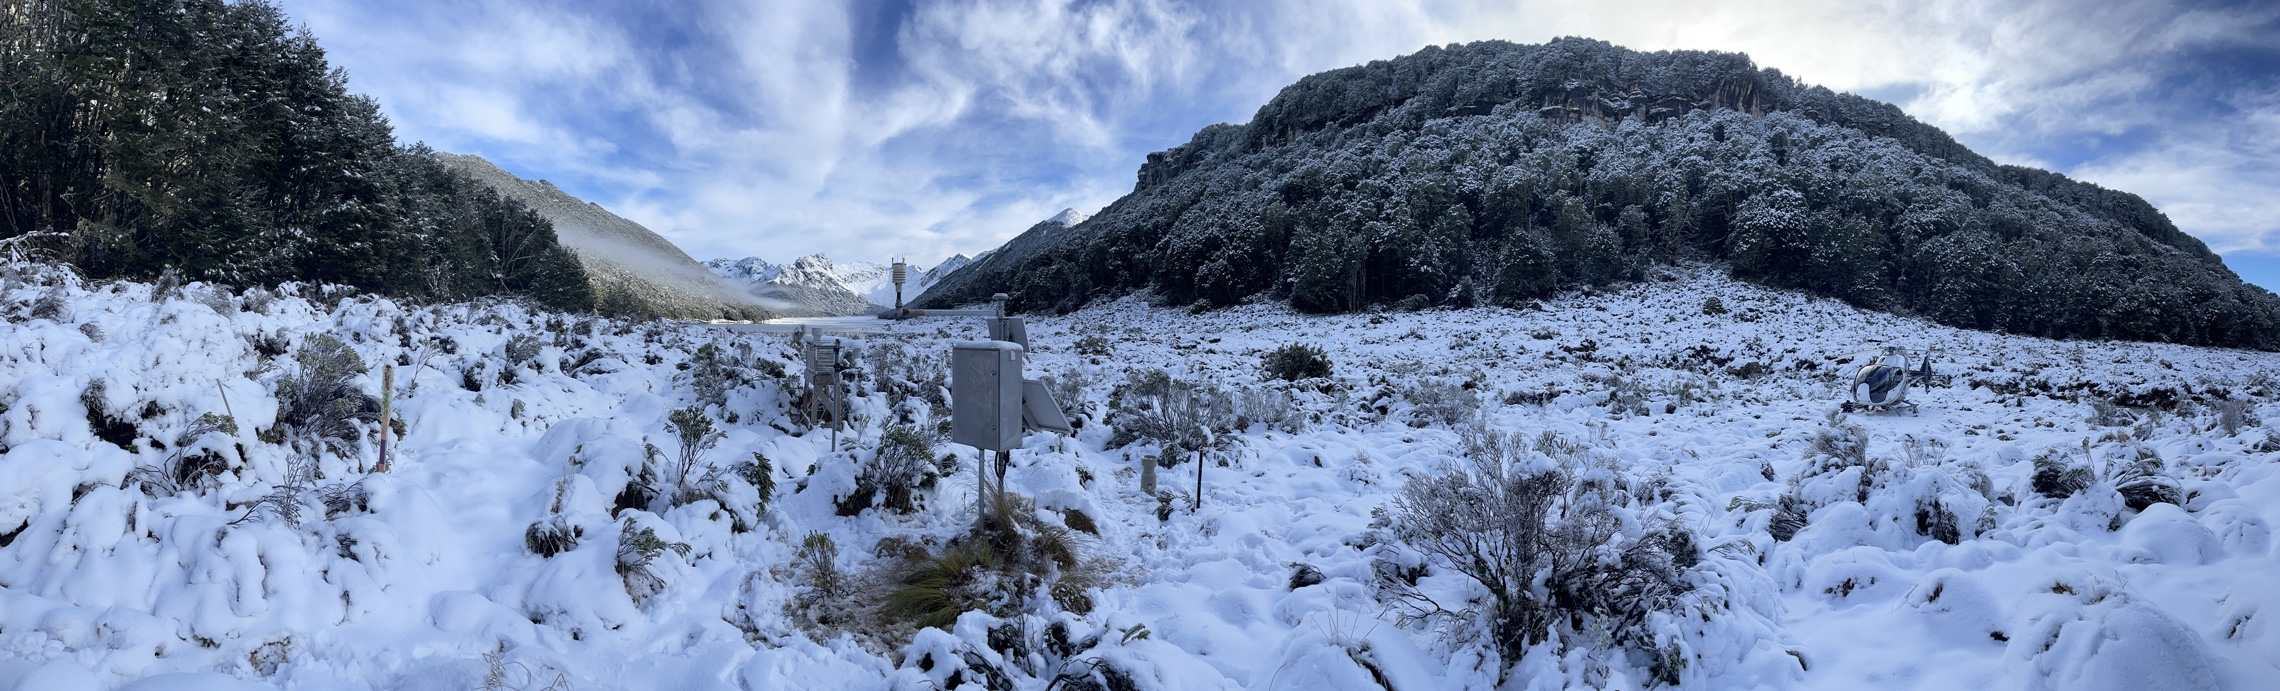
(0, 0, 591, 311)
(920, 38, 2280, 351)
(1, 259, 2275, 689)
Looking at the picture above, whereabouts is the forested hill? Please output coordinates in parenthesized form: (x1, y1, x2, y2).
(0, 0, 591, 312)
(915, 38, 2280, 350)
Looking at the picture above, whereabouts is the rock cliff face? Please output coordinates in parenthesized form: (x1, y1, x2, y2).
(435, 153, 780, 320)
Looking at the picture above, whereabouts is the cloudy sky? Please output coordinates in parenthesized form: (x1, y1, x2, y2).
(274, 0, 2280, 289)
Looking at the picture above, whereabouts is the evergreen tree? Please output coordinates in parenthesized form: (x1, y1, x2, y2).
(0, 0, 591, 311)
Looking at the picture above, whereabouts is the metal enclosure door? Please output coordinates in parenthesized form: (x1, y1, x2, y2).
(952, 343, 1024, 451)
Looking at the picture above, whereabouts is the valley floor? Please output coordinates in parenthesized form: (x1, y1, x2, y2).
(0, 263, 2273, 690)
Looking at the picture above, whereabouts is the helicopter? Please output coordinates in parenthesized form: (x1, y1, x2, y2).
(1841, 344, 1939, 415)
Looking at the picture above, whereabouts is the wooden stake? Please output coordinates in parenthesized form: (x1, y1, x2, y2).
(376, 365, 393, 473)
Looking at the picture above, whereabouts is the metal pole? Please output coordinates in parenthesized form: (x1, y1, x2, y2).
(1195, 446, 1203, 512)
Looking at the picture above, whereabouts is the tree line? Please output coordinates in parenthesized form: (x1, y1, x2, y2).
(1, 0, 590, 310)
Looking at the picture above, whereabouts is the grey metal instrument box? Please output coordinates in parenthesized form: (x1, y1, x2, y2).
(952, 341, 1025, 451)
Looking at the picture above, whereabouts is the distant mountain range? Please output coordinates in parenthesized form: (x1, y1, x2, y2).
(704, 252, 976, 317)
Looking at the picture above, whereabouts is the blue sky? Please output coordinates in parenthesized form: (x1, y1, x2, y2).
(274, 0, 2280, 290)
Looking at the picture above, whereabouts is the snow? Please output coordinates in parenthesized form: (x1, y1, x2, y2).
(1, 262, 2277, 689)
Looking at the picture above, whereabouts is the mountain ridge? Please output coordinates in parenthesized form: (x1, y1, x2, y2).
(435, 153, 778, 320)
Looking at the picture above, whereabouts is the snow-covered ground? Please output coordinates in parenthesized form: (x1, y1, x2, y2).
(1, 261, 2274, 690)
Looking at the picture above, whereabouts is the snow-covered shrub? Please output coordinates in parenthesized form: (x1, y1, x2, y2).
(273, 333, 378, 459)
(682, 342, 746, 409)
(242, 286, 276, 314)
(126, 412, 238, 496)
(80, 378, 137, 449)
(1041, 367, 1096, 421)
(1403, 378, 1479, 427)
(1702, 296, 1729, 316)
(797, 532, 846, 599)
(883, 540, 1000, 629)
(29, 287, 67, 321)
(503, 333, 542, 368)
(737, 452, 776, 512)
(851, 424, 938, 515)
(1262, 343, 1333, 381)
(525, 515, 581, 558)
(2108, 446, 2182, 511)
(866, 341, 946, 411)
(1235, 385, 1302, 433)
(192, 285, 235, 314)
(2032, 453, 2095, 499)
(1601, 374, 1652, 418)
(1388, 428, 1697, 681)
(1106, 369, 1237, 458)
(616, 519, 689, 606)
(2031, 445, 2179, 511)
(1073, 333, 1113, 357)
(2212, 399, 2258, 436)
(2087, 399, 2136, 427)
(663, 406, 723, 506)
(150, 266, 182, 301)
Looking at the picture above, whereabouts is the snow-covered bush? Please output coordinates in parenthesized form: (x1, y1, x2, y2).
(124, 412, 238, 497)
(2031, 444, 2180, 511)
(1403, 378, 1479, 427)
(616, 519, 689, 606)
(1262, 343, 1333, 381)
(526, 515, 582, 558)
(273, 333, 378, 460)
(2108, 446, 2182, 511)
(1073, 333, 1113, 357)
(1235, 385, 1302, 433)
(504, 333, 542, 368)
(682, 341, 746, 409)
(848, 424, 938, 515)
(2088, 399, 2137, 427)
(1389, 428, 1698, 682)
(1107, 369, 1237, 460)
(662, 406, 723, 506)
(2212, 399, 2259, 436)
(2032, 452, 2095, 499)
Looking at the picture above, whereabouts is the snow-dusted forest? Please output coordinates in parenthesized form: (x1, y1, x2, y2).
(2, 260, 2272, 690)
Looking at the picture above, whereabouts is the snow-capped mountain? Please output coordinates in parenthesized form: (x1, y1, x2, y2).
(1043, 207, 1089, 228)
(704, 253, 972, 315)
(915, 254, 971, 296)
(704, 254, 917, 316)
(703, 256, 784, 286)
